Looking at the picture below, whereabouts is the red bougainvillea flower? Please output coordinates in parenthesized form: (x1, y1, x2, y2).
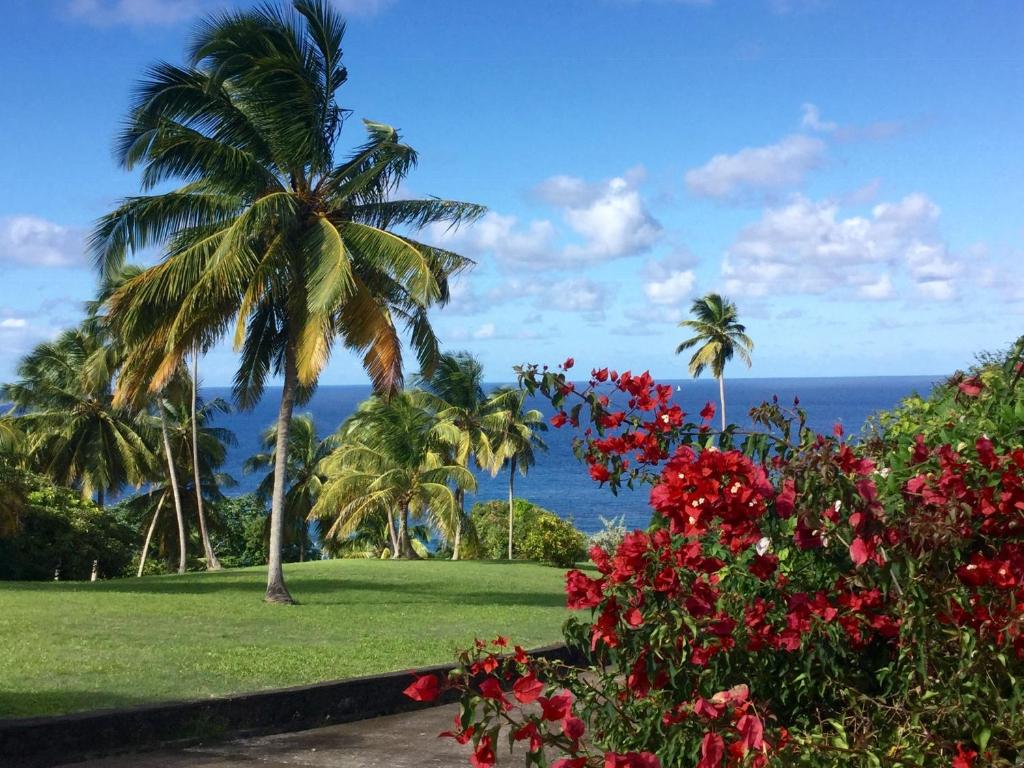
(470, 735, 496, 768)
(562, 357, 575, 370)
(697, 732, 725, 768)
(512, 673, 544, 704)
(589, 462, 611, 483)
(478, 676, 511, 709)
(952, 744, 978, 768)
(552, 758, 587, 768)
(700, 401, 716, 421)
(550, 411, 568, 428)
(439, 713, 475, 744)
(604, 752, 661, 768)
(566, 569, 604, 609)
(563, 715, 586, 742)
(958, 376, 984, 397)
(403, 673, 440, 702)
(539, 691, 575, 722)
(492, 635, 508, 647)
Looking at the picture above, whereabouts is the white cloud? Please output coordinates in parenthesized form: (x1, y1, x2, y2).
(685, 134, 826, 201)
(65, 0, 203, 26)
(856, 274, 895, 300)
(66, 0, 393, 27)
(0, 318, 27, 329)
(433, 169, 660, 271)
(643, 265, 696, 305)
(472, 322, 496, 340)
(800, 103, 837, 133)
(0, 216, 85, 268)
(722, 193, 960, 301)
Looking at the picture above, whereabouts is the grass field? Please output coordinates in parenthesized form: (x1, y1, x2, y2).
(0, 559, 576, 719)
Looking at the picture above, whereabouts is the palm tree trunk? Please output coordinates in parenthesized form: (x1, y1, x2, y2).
(398, 502, 418, 559)
(507, 457, 517, 560)
(451, 488, 463, 561)
(265, 348, 297, 604)
(718, 374, 726, 431)
(193, 354, 224, 573)
(160, 403, 187, 575)
(96, 490, 104, 508)
(137, 495, 165, 578)
(385, 508, 399, 557)
(191, 353, 221, 571)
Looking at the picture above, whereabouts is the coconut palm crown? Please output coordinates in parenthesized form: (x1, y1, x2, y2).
(90, 0, 485, 602)
(675, 293, 754, 430)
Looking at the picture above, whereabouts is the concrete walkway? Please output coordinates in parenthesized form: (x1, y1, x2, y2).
(56, 704, 466, 768)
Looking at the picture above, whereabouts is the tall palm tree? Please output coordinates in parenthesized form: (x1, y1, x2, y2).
(313, 391, 474, 558)
(488, 388, 547, 559)
(131, 396, 235, 573)
(1, 325, 156, 506)
(419, 352, 509, 560)
(675, 293, 754, 430)
(91, 0, 484, 602)
(189, 353, 222, 569)
(0, 421, 26, 538)
(244, 413, 333, 562)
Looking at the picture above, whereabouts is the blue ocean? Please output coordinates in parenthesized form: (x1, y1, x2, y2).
(206, 375, 940, 535)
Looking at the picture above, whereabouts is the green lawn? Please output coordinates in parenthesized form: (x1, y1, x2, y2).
(0, 559, 574, 719)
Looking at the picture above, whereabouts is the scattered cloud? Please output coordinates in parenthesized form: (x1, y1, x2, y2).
(0, 216, 86, 268)
(472, 322, 496, 340)
(642, 252, 698, 306)
(722, 193, 961, 301)
(685, 134, 826, 202)
(64, 0, 394, 27)
(64, 0, 204, 26)
(433, 169, 661, 271)
(800, 103, 837, 133)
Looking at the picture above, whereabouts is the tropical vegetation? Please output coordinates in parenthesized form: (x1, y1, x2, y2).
(90, 0, 485, 602)
(676, 292, 754, 430)
(418, 341, 1024, 768)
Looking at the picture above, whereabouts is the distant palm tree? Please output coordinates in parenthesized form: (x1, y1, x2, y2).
(488, 388, 547, 559)
(419, 352, 508, 560)
(676, 293, 754, 430)
(131, 396, 236, 574)
(244, 413, 333, 562)
(92, 0, 484, 603)
(1, 325, 155, 506)
(313, 391, 474, 558)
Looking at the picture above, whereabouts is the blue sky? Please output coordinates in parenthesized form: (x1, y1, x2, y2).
(0, 0, 1021, 386)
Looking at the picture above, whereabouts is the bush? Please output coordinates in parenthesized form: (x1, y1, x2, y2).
(589, 514, 627, 554)
(210, 494, 269, 568)
(419, 347, 1024, 768)
(520, 514, 587, 568)
(0, 465, 135, 580)
(468, 498, 584, 565)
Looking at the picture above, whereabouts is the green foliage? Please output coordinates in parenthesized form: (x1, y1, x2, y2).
(210, 494, 270, 568)
(468, 498, 585, 566)
(520, 513, 587, 568)
(865, 336, 1024, 452)
(0, 466, 135, 580)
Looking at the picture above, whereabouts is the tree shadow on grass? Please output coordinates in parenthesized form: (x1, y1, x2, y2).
(0, 690, 148, 721)
(3, 576, 568, 608)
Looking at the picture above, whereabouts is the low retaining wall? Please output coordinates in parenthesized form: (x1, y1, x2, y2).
(0, 644, 583, 768)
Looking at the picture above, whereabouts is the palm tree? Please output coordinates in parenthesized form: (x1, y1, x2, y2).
(313, 391, 474, 558)
(244, 413, 333, 562)
(488, 388, 547, 559)
(131, 396, 235, 573)
(91, 0, 484, 603)
(189, 353, 222, 569)
(1, 325, 156, 506)
(419, 352, 509, 560)
(676, 293, 754, 430)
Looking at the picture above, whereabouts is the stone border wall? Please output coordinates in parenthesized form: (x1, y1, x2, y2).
(0, 644, 582, 768)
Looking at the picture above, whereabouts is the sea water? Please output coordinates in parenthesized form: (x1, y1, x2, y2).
(208, 375, 939, 534)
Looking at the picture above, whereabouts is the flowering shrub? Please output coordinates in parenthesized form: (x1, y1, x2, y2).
(406, 349, 1024, 767)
